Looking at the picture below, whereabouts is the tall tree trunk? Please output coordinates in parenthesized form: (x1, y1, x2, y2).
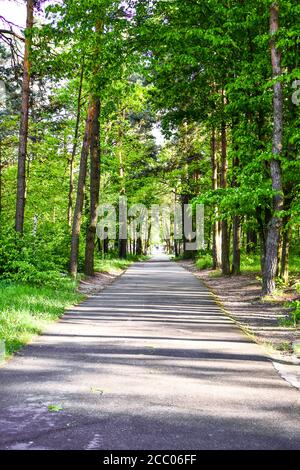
(211, 129, 222, 269)
(68, 60, 84, 227)
(231, 155, 241, 275)
(136, 236, 142, 256)
(232, 216, 241, 275)
(103, 237, 109, 254)
(220, 121, 230, 275)
(174, 240, 178, 257)
(118, 117, 127, 259)
(246, 228, 257, 253)
(262, 3, 284, 296)
(15, 0, 33, 233)
(84, 97, 101, 276)
(181, 193, 190, 258)
(69, 100, 95, 277)
(280, 217, 290, 284)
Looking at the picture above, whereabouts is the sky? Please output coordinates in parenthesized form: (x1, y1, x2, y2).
(0, 0, 26, 29)
(0, 0, 57, 30)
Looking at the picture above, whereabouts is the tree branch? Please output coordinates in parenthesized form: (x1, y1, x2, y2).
(0, 29, 25, 42)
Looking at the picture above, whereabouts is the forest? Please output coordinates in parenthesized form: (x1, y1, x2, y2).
(0, 0, 299, 354)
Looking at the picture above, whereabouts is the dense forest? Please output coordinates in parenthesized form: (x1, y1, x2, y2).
(0, 0, 299, 302)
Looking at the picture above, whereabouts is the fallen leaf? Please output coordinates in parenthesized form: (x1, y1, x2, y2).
(48, 404, 63, 412)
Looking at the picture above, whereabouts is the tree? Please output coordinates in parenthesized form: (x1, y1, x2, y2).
(84, 96, 101, 275)
(15, 0, 34, 233)
(70, 99, 95, 277)
(262, 2, 284, 296)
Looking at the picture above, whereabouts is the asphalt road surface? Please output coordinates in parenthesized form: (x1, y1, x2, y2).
(0, 256, 299, 450)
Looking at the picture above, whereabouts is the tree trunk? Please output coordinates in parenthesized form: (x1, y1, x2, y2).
(211, 129, 222, 269)
(136, 236, 142, 256)
(69, 99, 95, 277)
(133, 238, 136, 256)
(181, 193, 191, 258)
(15, 0, 33, 233)
(280, 218, 290, 284)
(103, 237, 109, 254)
(231, 152, 241, 275)
(220, 121, 230, 275)
(119, 239, 127, 258)
(68, 60, 84, 227)
(246, 229, 257, 253)
(262, 3, 284, 296)
(84, 97, 101, 276)
(118, 117, 127, 259)
(232, 216, 241, 275)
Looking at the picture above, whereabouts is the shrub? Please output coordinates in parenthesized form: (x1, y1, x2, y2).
(196, 252, 212, 270)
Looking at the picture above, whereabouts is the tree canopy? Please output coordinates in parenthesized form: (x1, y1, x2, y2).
(0, 0, 299, 296)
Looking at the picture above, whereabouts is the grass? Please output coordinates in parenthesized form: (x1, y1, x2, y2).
(94, 254, 149, 274)
(194, 250, 300, 277)
(293, 341, 300, 357)
(0, 281, 83, 358)
(195, 253, 213, 270)
(240, 253, 261, 273)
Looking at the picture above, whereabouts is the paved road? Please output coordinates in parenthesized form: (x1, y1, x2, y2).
(0, 256, 300, 450)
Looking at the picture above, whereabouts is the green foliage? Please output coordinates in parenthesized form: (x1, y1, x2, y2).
(280, 301, 300, 328)
(48, 405, 63, 412)
(0, 227, 72, 287)
(195, 253, 213, 271)
(240, 254, 261, 274)
(280, 283, 300, 327)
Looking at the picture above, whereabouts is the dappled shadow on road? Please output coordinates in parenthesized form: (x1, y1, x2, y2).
(1, 397, 300, 450)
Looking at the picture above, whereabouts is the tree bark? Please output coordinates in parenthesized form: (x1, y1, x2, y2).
(136, 236, 142, 256)
(103, 237, 109, 254)
(118, 115, 127, 259)
(181, 193, 190, 258)
(280, 218, 290, 283)
(211, 129, 222, 269)
(231, 153, 241, 275)
(246, 229, 257, 253)
(69, 100, 95, 277)
(232, 216, 241, 275)
(84, 97, 101, 276)
(262, 3, 284, 296)
(15, 0, 33, 233)
(68, 60, 84, 227)
(220, 121, 230, 275)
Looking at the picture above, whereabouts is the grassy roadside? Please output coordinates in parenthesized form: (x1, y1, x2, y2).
(193, 251, 300, 329)
(0, 280, 83, 358)
(194, 251, 300, 277)
(94, 254, 148, 275)
(0, 255, 148, 360)
(178, 254, 300, 355)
